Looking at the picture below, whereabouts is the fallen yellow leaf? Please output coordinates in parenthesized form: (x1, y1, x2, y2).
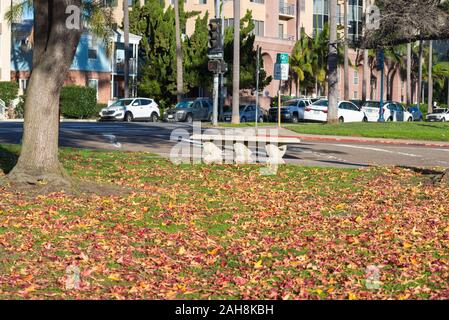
(254, 260, 263, 269)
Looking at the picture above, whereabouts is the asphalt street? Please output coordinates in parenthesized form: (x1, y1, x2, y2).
(1, 121, 448, 169)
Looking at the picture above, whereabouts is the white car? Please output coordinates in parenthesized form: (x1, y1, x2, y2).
(304, 99, 367, 123)
(99, 98, 160, 122)
(361, 101, 414, 122)
(426, 108, 449, 122)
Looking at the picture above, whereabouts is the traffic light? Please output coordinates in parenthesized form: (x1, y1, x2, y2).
(208, 19, 223, 56)
(208, 59, 228, 74)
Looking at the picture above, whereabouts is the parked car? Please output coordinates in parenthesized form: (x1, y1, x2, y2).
(223, 104, 266, 123)
(407, 106, 424, 121)
(361, 101, 414, 122)
(268, 98, 312, 123)
(164, 98, 213, 123)
(350, 100, 364, 109)
(304, 99, 367, 123)
(426, 108, 449, 122)
(99, 98, 160, 122)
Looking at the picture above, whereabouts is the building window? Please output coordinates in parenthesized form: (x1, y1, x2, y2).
(353, 70, 359, 85)
(353, 91, 358, 99)
(338, 0, 363, 43)
(88, 79, 99, 100)
(250, 0, 265, 3)
(313, 0, 329, 35)
(88, 36, 98, 60)
(224, 18, 234, 29)
(252, 20, 264, 37)
(278, 24, 284, 39)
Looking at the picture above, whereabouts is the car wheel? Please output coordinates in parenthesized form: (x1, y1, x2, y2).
(407, 117, 413, 122)
(386, 117, 393, 122)
(186, 114, 193, 123)
(240, 117, 246, 123)
(441, 118, 446, 122)
(124, 112, 133, 122)
(363, 117, 368, 122)
(339, 117, 344, 123)
(258, 116, 264, 123)
(292, 115, 299, 124)
(150, 112, 159, 122)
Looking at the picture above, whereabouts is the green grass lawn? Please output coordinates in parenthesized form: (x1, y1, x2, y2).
(0, 144, 448, 299)
(219, 122, 449, 142)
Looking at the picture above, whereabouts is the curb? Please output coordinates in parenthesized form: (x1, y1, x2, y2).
(279, 134, 449, 149)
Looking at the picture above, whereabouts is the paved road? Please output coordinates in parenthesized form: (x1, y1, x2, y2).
(1, 121, 448, 169)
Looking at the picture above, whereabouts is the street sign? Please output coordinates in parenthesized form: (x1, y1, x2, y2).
(276, 53, 289, 64)
(274, 63, 289, 81)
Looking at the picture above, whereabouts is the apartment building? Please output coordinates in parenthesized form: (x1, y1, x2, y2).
(162, 0, 408, 102)
(11, 19, 141, 103)
(0, 0, 12, 82)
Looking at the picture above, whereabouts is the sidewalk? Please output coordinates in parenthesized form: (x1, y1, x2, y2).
(211, 125, 449, 148)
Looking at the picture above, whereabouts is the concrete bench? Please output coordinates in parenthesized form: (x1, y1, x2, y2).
(189, 134, 301, 165)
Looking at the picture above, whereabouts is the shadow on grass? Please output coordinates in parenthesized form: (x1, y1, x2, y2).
(0, 145, 19, 174)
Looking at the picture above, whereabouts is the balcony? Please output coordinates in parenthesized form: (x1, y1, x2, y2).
(279, 3, 295, 20)
(279, 34, 295, 41)
(114, 57, 137, 76)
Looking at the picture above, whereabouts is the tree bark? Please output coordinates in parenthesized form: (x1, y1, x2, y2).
(327, 0, 338, 124)
(406, 42, 412, 106)
(428, 40, 433, 114)
(174, 0, 183, 103)
(7, 0, 82, 187)
(231, 0, 240, 124)
(343, 0, 349, 101)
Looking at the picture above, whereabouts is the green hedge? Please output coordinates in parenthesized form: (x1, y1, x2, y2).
(0, 81, 19, 105)
(60, 86, 97, 119)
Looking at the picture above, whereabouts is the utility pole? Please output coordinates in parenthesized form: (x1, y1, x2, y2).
(255, 45, 260, 129)
(377, 48, 385, 122)
(123, 0, 130, 98)
(174, 0, 183, 103)
(212, 0, 220, 126)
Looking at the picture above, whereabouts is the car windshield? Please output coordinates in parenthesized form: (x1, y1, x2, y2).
(362, 101, 380, 108)
(284, 100, 298, 107)
(312, 99, 328, 107)
(176, 101, 193, 108)
(433, 109, 447, 114)
(110, 99, 133, 107)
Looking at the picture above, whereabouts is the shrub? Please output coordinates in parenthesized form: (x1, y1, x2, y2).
(60, 86, 97, 119)
(14, 95, 26, 119)
(0, 81, 19, 105)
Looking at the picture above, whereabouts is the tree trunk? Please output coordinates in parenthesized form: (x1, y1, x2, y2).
(174, 0, 183, 103)
(7, 0, 82, 187)
(417, 40, 423, 108)
(406, 42, 412, 106)
(123, 0, 130, 98)
(231, 0, 240, 124)
(343, 0, 349, 101)
(327, 0, 338, 124)
(362, 49, 369, 101)
(428, 40, 433, 114)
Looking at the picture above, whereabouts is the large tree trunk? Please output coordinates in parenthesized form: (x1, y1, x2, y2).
(428, 40, 433, 114)
(362, 49, 369, 101)
(231, 0, 240, 124)
(406, 43, 412, 106)
(343, 0, 349, 101)
(327, 0, 338, 124)
(7, 0, 82, 188)
(174, 0, 183, 103)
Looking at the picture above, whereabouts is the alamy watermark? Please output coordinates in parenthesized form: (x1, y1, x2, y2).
(65, 265, 80, 290)
(365, 265, 381, 290)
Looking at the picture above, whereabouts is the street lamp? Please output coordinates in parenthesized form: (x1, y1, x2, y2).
(377, 48, 385, 122)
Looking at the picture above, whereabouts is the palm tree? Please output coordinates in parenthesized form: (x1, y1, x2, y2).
(406, 43, 412, 106)
(174, 0, 183, 103)
(290, 28, 313, 96)
(327, 0, 338, 123)
(123, 0, 130, 98)
(362, 49, 369, 101)
(428, 40, 433, 113)
(417, 40, 424, 107)
(231, 0, 240, 124)
(343, 0, 349, 100)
